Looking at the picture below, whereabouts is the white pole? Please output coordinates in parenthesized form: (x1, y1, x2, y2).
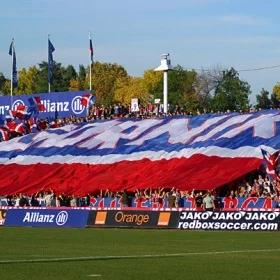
(48, 35, 51, 93)
(163, 71, 168, 114)
(89, 63, 92, 91)
(10, 40, 14, 108)
(89, 32, 92, 91)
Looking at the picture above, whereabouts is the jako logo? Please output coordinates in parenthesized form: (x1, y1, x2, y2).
(56, 211, 68, 226)
(71, 96, 85, 114)
(12, 99, 25, 110)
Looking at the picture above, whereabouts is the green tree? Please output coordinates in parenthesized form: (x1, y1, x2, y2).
(17, 66, 40, 94)
(114, 77, 149, 105)
(36, 61, 69, 93)
(61, 65, 77, 91)
(212, 68, 251, 112)
(90, 62, 128, 106)
(0, 72, 6, 94)
(271, 92, 280, 108)
(143, 69, 163, 100)
(272, 83, 280, 101)
(166, 65, 198, 112)
(255, 88, 271, 109)
(1, 80, 11, 95)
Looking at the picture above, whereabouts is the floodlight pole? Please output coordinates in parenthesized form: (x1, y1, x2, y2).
(163, 71, 168, 114)
(154, 54, 173, 114)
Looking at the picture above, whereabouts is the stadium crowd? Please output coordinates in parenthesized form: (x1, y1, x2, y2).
(1, 173, 280, 209)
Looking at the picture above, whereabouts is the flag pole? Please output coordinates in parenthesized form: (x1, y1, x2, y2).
(48, 34, 51, 93)
(10, 39, 14, 107)
(89, 32, 92, 91)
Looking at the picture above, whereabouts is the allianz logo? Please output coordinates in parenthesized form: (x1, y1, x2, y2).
(22, 211, 68, 226)
(11, 96, 85, 115)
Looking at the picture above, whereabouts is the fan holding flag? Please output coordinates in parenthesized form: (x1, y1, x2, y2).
(80, 93, 96, 111)
(260, 147, 280, 181)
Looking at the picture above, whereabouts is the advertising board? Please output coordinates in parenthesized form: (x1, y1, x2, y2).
(177, 211, 280, 231)
(4, 208, 90, 228)
(0, 91, 88, 119)
(88, 210, 179, 228)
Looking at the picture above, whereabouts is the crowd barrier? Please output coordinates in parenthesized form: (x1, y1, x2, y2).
(1, 208, 280, 231)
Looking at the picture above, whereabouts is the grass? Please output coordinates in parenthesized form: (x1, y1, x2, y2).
(0, 227, 280, 280)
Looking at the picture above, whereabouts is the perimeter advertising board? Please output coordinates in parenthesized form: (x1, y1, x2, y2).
(0, 91, 88, 119)
(177, 211, 280, 231)
(4, 208, 90, 228)
(88, 210, 179, 228)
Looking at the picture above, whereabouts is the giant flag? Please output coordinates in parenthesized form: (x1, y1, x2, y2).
(0, 110, 280, 195)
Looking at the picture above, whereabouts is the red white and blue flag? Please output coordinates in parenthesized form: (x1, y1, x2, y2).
(261, 148, 280, 179)
(0, 128, 9, 141)
(0, 110, 280, 195)
(80, 93, 96, 108)
(28, 96, 46, 112)
(9, 104, 32, 120)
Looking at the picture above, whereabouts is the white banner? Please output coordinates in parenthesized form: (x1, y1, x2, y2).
(131, 98, 139, 112)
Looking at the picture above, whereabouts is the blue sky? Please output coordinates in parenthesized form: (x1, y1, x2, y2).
(0, 0, 279, 104)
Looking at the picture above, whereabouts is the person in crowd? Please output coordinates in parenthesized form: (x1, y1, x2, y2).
(203, 191, 215, 211)
(195, 192, 204, 210)
(120, 190, 129, 208)
(18, 194, 29, 207)
(30, 194, 40, 207)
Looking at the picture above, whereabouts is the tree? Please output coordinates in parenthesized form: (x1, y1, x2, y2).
(90, 62, 128, 106)
(114, 77, 149, 106)
(36, 61, 70, 93)
(255, 88, 271, 109)
(1, 80, 11, 95)
(272, 83, 280, 101)
(0, 72, 6, 94)
(17, 66, 40, 94)
(212, 68, 251, 112)
(69, 79, 82, 91)
(143, 69, 163, 100)
(62, 65, 77, 91)
(194, 68, 223, 112)
(165, 65, 198, 112)
(271, 92, 280, 108)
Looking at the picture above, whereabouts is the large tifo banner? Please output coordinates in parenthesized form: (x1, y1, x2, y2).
(1, 110, 280, 195)
(0, 91, 88, 119)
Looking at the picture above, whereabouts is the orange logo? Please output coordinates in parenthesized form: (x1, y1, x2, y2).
(95, 211, 107, 225)
(157, 212, 171, 226)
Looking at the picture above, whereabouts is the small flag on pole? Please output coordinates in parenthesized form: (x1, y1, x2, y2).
(48, 37, 55, 87)
(9, 39, 18, 88)
(89, 34, 94, 63)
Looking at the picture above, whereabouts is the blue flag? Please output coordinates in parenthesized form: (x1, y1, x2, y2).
(89, 37, 94, 63)
(48, 39, 55, 84)
(9, 40, 18, 88)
